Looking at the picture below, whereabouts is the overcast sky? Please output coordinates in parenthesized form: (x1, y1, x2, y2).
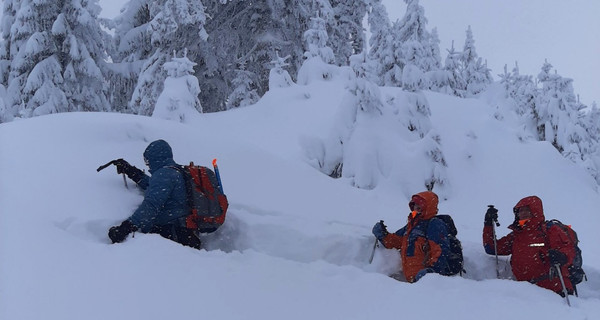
(383, 0, 600, 107)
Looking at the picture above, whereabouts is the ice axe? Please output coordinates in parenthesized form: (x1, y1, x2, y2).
(97, 159, 129, 189)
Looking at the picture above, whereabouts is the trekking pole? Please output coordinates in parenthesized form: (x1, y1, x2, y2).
(212, 158, 224, 193)
(554, 264, 571, 306)
(368, 236, 378, 264)
(369, 220, 384, 264)
(489, 205, 500, 278)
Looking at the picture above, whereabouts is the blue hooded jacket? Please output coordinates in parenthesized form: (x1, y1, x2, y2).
(128, 140, 187, 232)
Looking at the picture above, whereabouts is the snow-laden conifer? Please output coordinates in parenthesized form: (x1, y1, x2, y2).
(297, 10, 336, 85)
(329, 0, 367, 66)
(268, 53, 295, 89)
(395, 0, 440, 73)
(226, 63, 260, 109)
(129, 0, 207, 116)
(152, 50, 201, 122)
(325, 51, 383, 188)
(367, 0, 399, 86)
(1, 0, 109, 120)
(109, 0, 153, 112)
(443, 41, 465, 97)
(459, 26, 492, 97)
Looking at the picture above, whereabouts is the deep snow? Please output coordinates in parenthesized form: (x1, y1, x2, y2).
(1, 76, 599, 319)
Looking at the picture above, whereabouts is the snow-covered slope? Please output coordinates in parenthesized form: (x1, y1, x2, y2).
(1, 80, 599, 319)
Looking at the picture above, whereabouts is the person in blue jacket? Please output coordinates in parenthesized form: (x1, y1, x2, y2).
(107, 139, 202, 249)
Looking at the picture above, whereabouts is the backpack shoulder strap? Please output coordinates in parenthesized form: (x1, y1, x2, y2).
(167, 164, 185, 174)
(198, 166, 215, 194)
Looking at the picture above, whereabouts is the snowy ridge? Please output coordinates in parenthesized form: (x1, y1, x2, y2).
(1, 80, 600, 319)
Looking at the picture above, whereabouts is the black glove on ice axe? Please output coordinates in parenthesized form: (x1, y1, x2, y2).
(97, 159, 145, 184)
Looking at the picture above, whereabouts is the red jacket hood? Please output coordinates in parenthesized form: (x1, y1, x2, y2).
(513, 195, 545, 226)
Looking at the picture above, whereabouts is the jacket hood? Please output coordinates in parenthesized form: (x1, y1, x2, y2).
(143, 139, 174, 173)
(409, 191, 439, 220)
(513, 195, 545, 227)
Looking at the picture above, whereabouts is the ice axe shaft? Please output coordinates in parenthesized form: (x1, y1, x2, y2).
(97, 159, 128, 189)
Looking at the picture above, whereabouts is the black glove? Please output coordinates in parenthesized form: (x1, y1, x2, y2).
(372, 221, 389, 241)
(113, 159, 145, 183)
(108, 220, 138, 243)
(548, 249, 567, 266)
(484, 206, 498, 226)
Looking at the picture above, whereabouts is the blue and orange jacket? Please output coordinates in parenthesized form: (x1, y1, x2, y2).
(483, 196, 576, 294)
(379, 191, 450, 282)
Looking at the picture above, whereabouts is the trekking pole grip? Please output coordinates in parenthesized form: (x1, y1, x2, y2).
(488, 205, 500, 227)
(368, 220, 384, 264)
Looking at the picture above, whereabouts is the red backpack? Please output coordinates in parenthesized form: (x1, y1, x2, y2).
(172, 162, 228, 233)
(544, 220, 586, 288)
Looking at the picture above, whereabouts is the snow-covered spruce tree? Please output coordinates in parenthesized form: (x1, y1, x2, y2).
(328, 0, 367, 66)
(0, 0, 21, 122)
(113, 0, 153, 63)
(395, 0, 440, 73)
(580, 102, 600, 183)
(386, 84, 448, 193)
(348, 51, 383, 115)
(425, 27, 452, 93)
(443, 41, 465, 97)
(58, 0, 110, 114)
(297, 10, 336, 84)
(199, 0, 279, 112)
(325, 51, 383, 187)
(373, 0, 440, 89)
(152, 50, 201, 122)
(268, 53, 295, 89)
(422, 130, 449, 192)
(459, 25, 492, 97)
(404, 90, 431, 138)
(1, 0, 109, 120)
(109, 0, 154, 113)
(0, 0, 20, 87)
(226, 62, 260, 109)
(129, 0, 207, 116)
(583, 102, 600, 143)
(401, 91, 449, 192)
(535, 60, 598, 180)
(499, 62, 538, 136)
(200, 0, 363, 111)
(263, 0, 318, 80)
(402, 63, 426, 92)
(366, 0, 398, 86)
